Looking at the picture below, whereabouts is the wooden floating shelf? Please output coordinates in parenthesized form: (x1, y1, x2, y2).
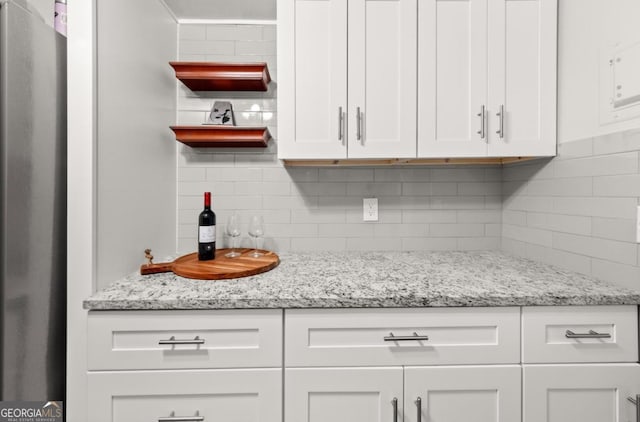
(169, 62, 271, 91)
(170, 126, 272, 148)
(282, 157, 540, 167)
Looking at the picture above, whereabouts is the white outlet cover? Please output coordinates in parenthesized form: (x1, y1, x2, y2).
(363, 198, 378, 222)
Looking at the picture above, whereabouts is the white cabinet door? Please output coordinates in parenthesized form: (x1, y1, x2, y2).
(88, 369, 282, 422)
(286, 367, 403, 422)
(278, 0, 348, 159)
(487, 0, 557, 157)
(404, 365, 521, 422)
(348, 0, 417, 158)
(524, 364, 640, 422)
(418, 0, 488, 157)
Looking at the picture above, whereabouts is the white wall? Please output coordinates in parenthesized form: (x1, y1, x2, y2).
(558, 0, 640, 143)
(96, 0, 177, 288)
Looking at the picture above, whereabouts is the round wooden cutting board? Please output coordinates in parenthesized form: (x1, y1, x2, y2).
(140, 248, 279, 280)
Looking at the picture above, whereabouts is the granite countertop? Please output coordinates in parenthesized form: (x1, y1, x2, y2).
(83, 251, 640, 310)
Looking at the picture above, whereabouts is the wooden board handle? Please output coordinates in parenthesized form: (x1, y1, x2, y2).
(140, 262, 173, 275)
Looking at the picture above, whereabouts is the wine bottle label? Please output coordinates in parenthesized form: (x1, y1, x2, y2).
(199, 225, 216, 242)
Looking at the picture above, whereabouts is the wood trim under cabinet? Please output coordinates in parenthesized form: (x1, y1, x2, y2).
(282, 156, 540, 167)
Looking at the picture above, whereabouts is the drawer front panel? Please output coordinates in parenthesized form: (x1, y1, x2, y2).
(88, 310, 282, 370)
(88, 369, 281, 422)
(522, 305, 638, 363)
(285, 307, 521, 366)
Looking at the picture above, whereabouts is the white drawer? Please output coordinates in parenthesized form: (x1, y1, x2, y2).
(522, 305, 638, 363)
(285, 307, 521, 366)
(88, 369, 282, 422)
(87, 309, 282, 370)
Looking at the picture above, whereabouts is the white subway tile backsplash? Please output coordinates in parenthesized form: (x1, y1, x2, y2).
(591, 217, 638, 243)
(458, 237, 501, 250)
(373, 223, 429, 238)
(402, 210, 457, 224)
(457, 210, 502, 223)
(319, 168, 375, 182)
(346, 237, 402, 251)
(291, 208, 346, 224)
(177, 167, 206, 182)
(319, 223, 375, 238)
(346, 208, 402, 224)
(179, 24, 206, 40)
(591, 259, 640, 290)
(430, 224, 485, 237)
(292, 182, 347, 197)
(291, 237, 347, 251)
(503, 224, 553, 247)
(592, 174, 640, 197)
(553, 196, 637, 219)
(206, 25, 263, 41)
(552, 232, 637, 266)
(180, 40, 235, 55)
(401, 237, 458, 251)
(431, 196, 485, 210)
(346, 182, 402, 197)
(236, 40, 276, 56)
(179, 23, 640, 262)
(526, 212, 592, 236)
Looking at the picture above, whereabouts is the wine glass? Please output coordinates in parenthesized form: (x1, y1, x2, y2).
(225, 214, 241, 258)
(248, 215, 264, 258)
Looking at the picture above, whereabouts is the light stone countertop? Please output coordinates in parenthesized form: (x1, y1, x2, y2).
(83, 251, 640, 310)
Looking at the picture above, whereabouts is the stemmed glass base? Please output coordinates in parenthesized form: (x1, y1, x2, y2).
(225, 250, 241, 258)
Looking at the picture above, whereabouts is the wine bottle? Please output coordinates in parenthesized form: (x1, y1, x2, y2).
(198, 192, 216, 261)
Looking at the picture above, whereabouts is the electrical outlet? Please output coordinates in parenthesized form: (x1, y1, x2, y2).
(363, 198, 378, 222)
(636, 206, 640, 243)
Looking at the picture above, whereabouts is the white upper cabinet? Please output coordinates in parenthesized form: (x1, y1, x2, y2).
(418, 0, 489, 157)
(280, 0, 557, 160)
(278, 0, 417, 160)
(278, 0, 348, 159)
(487, 0, 557, 157)
(418, 0, 557, 158)
(347, 0, 417, 158)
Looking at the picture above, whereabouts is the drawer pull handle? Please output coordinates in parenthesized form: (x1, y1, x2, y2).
(416, 397, 422, 422)
(384, 332, 429, 342)
(158, 411, 204, 422)
(392, 397, 398, 422)
(158, 336, 205, 346)
(628, 395, 640, 422)
(565, 330, 611, 339)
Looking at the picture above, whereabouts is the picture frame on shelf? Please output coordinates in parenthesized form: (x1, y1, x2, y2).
(207, 101, 235, 126)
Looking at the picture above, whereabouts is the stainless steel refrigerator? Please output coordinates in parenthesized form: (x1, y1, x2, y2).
(0, 0, 66, 401)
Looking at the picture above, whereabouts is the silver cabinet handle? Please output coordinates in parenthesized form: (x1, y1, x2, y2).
(392, 397, 398, 422)
(565, 330, 611, 339)
(628, 395, 640, 422)
(476, 105, 486, 140)
(416, 397, 422, 422)
(338, 106, 345, 143)
(158, 411, 204, 422)
(496, 104, 504, 139)
(158, 335, 205, 345)
(356, 106, 363, 143)
(384, 332, 429, 342)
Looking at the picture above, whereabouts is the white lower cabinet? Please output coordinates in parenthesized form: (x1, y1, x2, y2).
(88, 369, 282, 422)
(523, 364, 640, 422)
(285, 365, 521, 422)
(285, 367, 403, 422)
(86, 306, 640, 422)
(404, 366, 521, 422)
